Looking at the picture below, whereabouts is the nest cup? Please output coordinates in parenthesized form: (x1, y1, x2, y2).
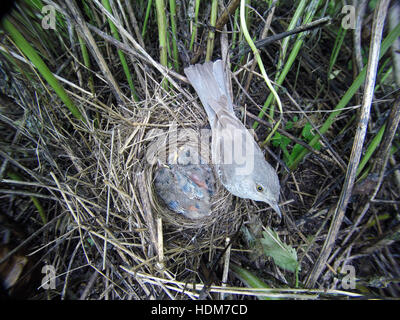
(144, 123, 236, 230)
(3, 69, 247, 296)
(109, 92, 244, 249)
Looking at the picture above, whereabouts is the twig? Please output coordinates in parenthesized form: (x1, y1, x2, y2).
(231, 16, 331, 59)
(215, 0, 241, 31)
(124, 0, 145, 49)
(156, 216, 164, 270)
(220, 237, 232, 300)
(353, 0, 368, 74)
(198, 219, 243, 300)
(137, 171, 159, 258)
(243, 2, 276, 96)
(239, 0, 283, 121)
(79, 270, 99, 300)
(103, 128, 114, 270)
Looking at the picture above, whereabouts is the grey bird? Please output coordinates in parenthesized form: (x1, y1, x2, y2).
(184, 60, 281, 216)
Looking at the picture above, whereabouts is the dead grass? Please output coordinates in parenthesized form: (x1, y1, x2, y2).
(0, 0, 399, 299)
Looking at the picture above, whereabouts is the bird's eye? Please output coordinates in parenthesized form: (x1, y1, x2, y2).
(256, 185, 263, 192)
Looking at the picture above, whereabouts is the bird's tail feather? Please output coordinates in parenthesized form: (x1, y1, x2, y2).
(184, 60, 233, 126)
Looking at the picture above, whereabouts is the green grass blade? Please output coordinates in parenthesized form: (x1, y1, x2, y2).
(356, 124, 386, 177)
(24, 0, 44, 11)
(142, 0, 153, 38)
(205, 0, 218, 61)
(231, 7, 240, 49)
(155, 0, 169, 89)
(290, 21, 400, 170)
(102, 0, 139, 101)
(230, 264, 278, 300)
(7, 170, 47, 225)
(77, 34, 95, 95)
(241, 0, 283, 126)
(328, 25, 347, 78)
(276, 0, 307, 72)
(253, 0, 317, 129)
(2, 18, 84, 122)
(169, 0, 179, 71)
(189, 0, 200, 51)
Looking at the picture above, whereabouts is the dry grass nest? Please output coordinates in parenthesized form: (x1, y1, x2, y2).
(2, 65, 270, 298)
(3, 0, 400, 300)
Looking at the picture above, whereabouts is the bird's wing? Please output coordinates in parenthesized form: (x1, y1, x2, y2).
(208, 95, 259, 179)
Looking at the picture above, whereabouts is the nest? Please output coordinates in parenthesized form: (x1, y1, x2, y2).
(115, 100, 240, 232)
(2, 44, 262, 298)
(2, 0, 400, 300)
(46, 80, 246, 296)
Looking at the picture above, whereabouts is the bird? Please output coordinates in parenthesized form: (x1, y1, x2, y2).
(154, 145, 216, 220)
(184, 60, 281, 217)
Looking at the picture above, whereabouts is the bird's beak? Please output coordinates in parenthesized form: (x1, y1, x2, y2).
(268, 201, 281, 218)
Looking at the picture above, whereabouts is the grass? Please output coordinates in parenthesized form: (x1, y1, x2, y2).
(289, 21, 400, 170)
(169, 0, 179, 71)
(328, 24, 347, 80)
(205, 0, 218, 61)
(240, 0, 283, 128)
(6, 170, 47, 225)
(102, 0, 139, 101)
(189, 0, 201, 51)
(141, 0, 153, 38)
(155, 0, 168, 87)
(2, 18, 84, 122)
(1, 0, 399, 300)
(252, 0, 311, 129)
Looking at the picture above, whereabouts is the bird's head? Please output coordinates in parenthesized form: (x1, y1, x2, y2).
(226, 156, 281, 217)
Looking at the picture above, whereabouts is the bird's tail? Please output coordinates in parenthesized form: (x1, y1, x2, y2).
(184, 60, 234, 127)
